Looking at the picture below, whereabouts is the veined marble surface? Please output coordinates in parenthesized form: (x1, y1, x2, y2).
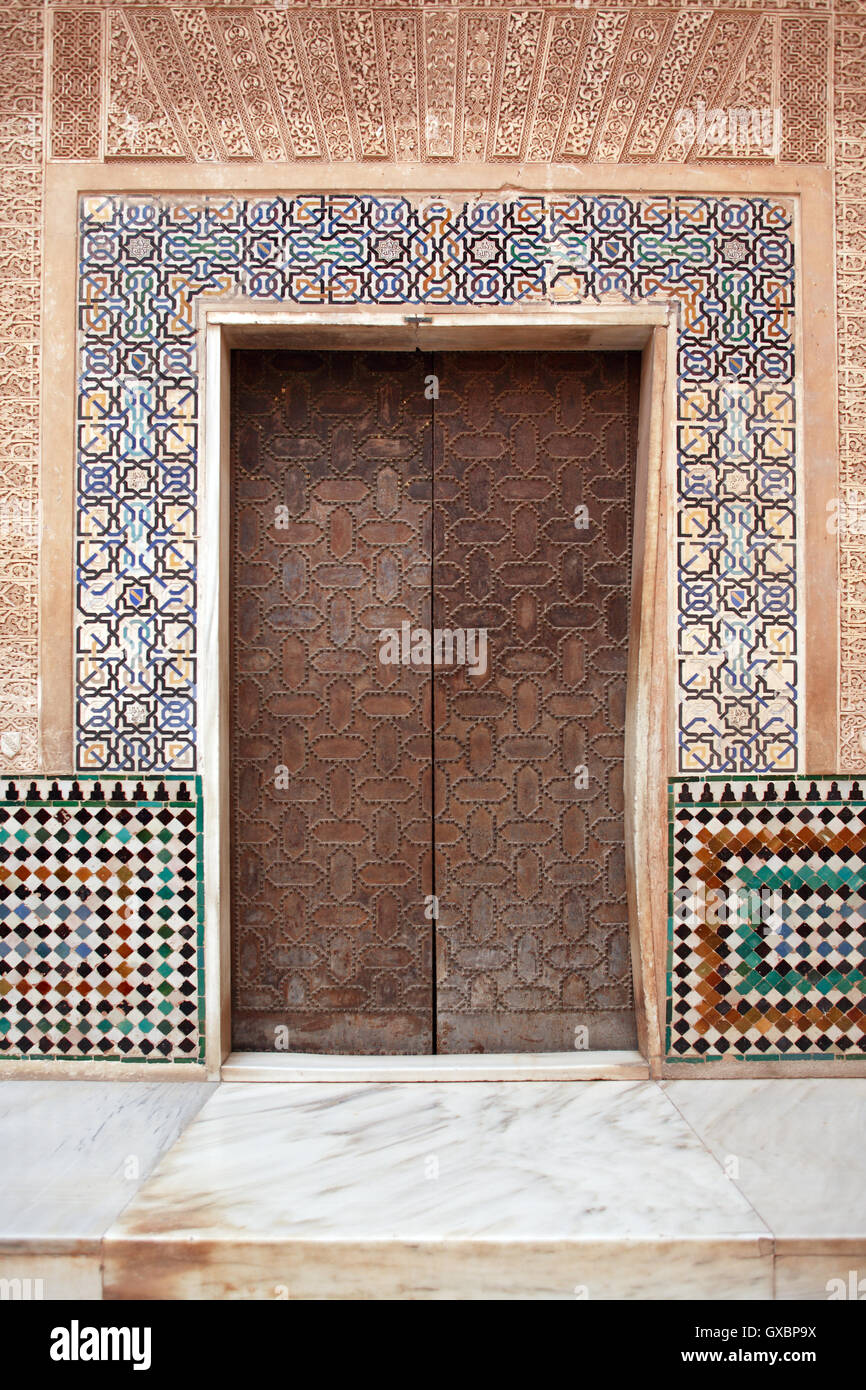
(108, 1081, 766, 1243)
(0, 1080, 215, 1242)
(102, 1080, 773, 1298)
(6, 1077, 864, 1298)
(222, 1050, 649, 1083)
(663, 1079, 866, 1239)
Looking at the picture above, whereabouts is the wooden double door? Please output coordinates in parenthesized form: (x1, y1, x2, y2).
(230, 349, 639, 1054)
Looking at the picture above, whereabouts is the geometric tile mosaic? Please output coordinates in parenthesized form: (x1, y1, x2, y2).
(668, 777, 866, 1061)
(0, 776, 203, 1062)
(76, 193, 797, 776)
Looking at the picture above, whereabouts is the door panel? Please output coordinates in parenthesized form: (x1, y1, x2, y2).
(230, 348, 639, 1055)
(230, 350, 433, 1053)
(433, 351, 639, 1052)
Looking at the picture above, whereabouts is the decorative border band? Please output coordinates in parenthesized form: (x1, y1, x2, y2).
(76, 192, 797, 774)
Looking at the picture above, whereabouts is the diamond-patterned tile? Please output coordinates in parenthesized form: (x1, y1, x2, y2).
(0, 776, 203, 1062)
(668, 777, 866, 1060)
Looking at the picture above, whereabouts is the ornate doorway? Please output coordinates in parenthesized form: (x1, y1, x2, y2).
(229, 349, 639, 1054)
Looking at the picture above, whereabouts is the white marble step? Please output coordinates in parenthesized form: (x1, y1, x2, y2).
(104, 1079, 769, 1299)
(4, 1078, 865, 1299)
(0, 1080, 215, 1299)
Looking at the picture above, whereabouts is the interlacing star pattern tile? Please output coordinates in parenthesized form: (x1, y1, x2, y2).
(668, 777, 866, 1061)
(76, 192, 797, 775)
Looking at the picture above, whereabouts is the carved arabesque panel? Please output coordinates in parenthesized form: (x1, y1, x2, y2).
(0, 9, 42, 770)
(836, 13, 866, 770)
(45, 6, 832, 168)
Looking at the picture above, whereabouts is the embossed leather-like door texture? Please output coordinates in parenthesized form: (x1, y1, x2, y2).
(230, 351, 433, 1053)
(230, 349, 639, 1054)
(433, 352, 639, 1052)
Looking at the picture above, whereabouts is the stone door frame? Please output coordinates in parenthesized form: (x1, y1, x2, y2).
(31, 164, 838, 1080)
(200, 303, 674, 1079)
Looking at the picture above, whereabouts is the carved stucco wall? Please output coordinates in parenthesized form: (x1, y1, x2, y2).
(0, 9, 41, 770)
(836, 7, 866, 770)
(0, 1, 860, 772)
(48, 2, 830, 165)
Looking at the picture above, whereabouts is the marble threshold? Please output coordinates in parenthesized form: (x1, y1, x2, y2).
(1, 1078, 864, 1300)
(221, 1049, 650, 1082)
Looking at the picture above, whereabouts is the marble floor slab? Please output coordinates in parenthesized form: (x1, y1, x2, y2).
(0, 1081, 215, 1245)
(0, 1080, 215, 1298)
(0, 1251, 103, 1301)
(663, 1079, 866, 1238)
(5, 1077, 865, 1299)
(774, 1242, 866, 1300)
(103, 1081, 772, 1299)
